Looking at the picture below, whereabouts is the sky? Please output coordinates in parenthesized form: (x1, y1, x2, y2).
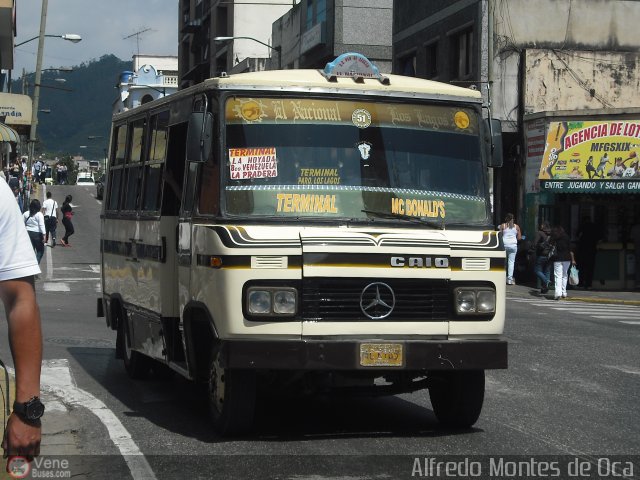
(13, 0, 179, 75)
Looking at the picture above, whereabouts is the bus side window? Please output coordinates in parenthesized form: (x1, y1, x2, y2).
(123, 118, 146, 212)
(142, 111, 169, 212)
(162, 122, 187, 216)
(106, 124, 127, 211)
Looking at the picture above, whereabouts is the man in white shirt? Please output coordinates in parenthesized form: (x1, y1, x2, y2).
(0, 177, 43, 461)
(41, 191, 59, 247)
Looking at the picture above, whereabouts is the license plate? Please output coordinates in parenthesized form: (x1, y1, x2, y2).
(359, 343, 403, 367)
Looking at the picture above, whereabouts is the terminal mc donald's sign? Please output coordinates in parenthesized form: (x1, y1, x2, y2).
(539, 120, 640, 192)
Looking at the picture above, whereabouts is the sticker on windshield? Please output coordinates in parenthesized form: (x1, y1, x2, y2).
(356, 141, 372, 160)
(276, 193, 338, 213)
(391, 198, 446, 218)
(229, 147, 277, 179)
(454, 111, 470, 130)
(233, 98, 268, 123)
(352, 108, 372, 129)
(298, 168, 341, 185)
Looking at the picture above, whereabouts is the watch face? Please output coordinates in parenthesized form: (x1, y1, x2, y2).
(25, 399, 45, 420)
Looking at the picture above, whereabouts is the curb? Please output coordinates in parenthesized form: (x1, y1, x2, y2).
(506, 286, 640, 305)
(564, 296, 640, 306)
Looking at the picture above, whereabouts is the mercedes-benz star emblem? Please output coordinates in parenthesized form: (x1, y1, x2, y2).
(360, 282, 395, 319)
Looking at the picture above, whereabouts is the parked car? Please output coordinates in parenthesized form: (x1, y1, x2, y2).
(76, 173, 95, 186)
(96, 174, 105, 199)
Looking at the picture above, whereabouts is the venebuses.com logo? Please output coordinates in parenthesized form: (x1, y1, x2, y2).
(7, 456, 71, 479)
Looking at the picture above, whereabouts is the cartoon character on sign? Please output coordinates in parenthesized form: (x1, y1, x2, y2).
(585, 156, 596, 179)
(594, 153, 610, 178)
(543, 148, 559, 178)
(622, 151, 638, 177)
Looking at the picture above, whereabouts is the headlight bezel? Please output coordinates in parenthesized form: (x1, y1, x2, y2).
(453, 285, 496, 318)
(244, 283, 299, 319)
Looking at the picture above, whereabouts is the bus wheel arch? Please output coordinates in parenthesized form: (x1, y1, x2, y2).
(182, 302, 218, 382)
(111, 296, 151, 379)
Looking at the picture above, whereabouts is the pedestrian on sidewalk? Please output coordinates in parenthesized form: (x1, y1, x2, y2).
(22, 199, 46, 265)
(533, 221, 552, 293)
(550, 225, 576, 300)
(0, 176, 44, 462)
(41, 191, 59, 248)
(60, 195, 74, 247)
(499, 213, 522, 285)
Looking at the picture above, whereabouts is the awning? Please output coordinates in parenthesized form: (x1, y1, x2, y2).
(538, 119, 640, 193)
(0, 122, 19, 143)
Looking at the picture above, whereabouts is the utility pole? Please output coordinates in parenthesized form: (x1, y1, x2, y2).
(27, 0, 49, 208)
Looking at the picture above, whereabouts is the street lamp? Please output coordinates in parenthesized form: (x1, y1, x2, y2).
(214, 36, 281, 70)
(15, 33, 82, 48)
(23, 0, 82, 206)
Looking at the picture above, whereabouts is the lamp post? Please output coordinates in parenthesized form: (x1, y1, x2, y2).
(214, 36, 282, 70)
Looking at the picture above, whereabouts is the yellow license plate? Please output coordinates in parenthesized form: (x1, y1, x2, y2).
(359, 343, 404, 367)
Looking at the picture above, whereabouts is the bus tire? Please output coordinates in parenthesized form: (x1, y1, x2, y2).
(121, 314, 151, 379)
(207, 344, 256, 436)
(428, 370, 485, 428)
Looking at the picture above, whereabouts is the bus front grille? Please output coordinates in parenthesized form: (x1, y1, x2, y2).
(301, 278, 450, 321)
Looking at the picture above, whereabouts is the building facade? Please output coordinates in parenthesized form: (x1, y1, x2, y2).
(392, 0, 640, 289)
(179, 0, 294, 87)
(178, 0, 393, 85)
(272, 0, 393, 72)
(113, 55, 179, 114)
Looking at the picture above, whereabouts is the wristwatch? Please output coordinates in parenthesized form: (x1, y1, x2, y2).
(13, 396, 45, 422)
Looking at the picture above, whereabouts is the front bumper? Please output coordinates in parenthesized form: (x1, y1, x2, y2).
(220, 339, 507, 370)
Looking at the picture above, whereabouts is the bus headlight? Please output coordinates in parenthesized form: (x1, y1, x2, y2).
(248, 290, 271, 314)
(273, 290, 296, 314)
(246, 287, 297, 317)
(454, 288, 495, 315)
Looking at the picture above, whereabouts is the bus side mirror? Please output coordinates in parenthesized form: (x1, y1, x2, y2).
(485, 118, 503, 168)
(187, 111, 213, 163)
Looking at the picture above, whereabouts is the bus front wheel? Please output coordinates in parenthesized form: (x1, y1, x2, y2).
(428, 370, 485, 428)
(207, 344, 257, 436)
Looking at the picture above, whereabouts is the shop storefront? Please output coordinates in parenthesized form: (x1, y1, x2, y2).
(525, 116, 640, 290)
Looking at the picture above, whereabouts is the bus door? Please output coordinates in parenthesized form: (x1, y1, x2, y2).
(177, 161, 199, 316)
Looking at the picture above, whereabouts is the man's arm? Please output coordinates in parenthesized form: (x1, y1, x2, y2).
(0, 277, 42, 458)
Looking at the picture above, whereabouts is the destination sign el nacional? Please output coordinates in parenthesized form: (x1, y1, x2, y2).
(539, 119, 640, 192)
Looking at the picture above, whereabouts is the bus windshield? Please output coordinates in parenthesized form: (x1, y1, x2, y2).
(221, 97, 488, 225)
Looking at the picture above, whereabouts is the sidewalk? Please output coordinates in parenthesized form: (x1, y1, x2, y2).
(506, 282, 640, 305)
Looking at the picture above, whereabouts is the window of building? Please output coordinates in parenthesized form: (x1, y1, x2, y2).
(398, 53, 416, 77)
(317, 0, 326, 24)
(306, 0, 314, 30)
(425, 42, 438, 79)
(305, 0, 326, 30)
(453, 28, 473, 80)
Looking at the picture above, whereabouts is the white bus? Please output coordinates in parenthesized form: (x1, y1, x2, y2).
(98, 53, 506, 435)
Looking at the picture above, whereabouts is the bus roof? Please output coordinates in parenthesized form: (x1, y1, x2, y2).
(202, 69, 483, 103)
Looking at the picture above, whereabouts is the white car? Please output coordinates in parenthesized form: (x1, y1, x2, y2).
(76, 174, 95, 186)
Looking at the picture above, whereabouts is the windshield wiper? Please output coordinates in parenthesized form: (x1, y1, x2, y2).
(360, 209, 444, 229)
